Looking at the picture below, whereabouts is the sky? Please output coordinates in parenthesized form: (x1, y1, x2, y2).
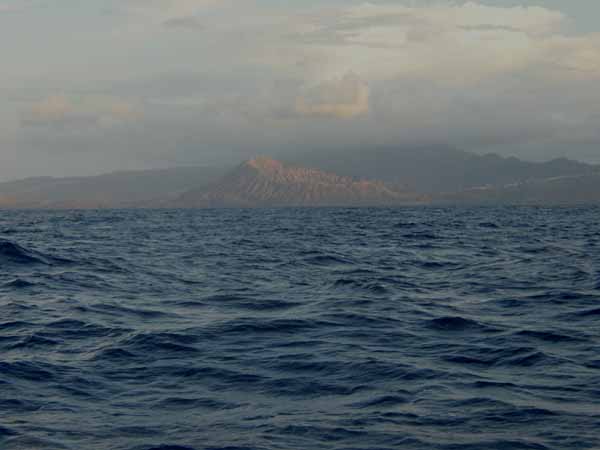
(1, 0, 600, 180)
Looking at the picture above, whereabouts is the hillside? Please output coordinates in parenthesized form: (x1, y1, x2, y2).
(439, 173, 600, 205)
(289, 146, 598, 194)
(174, 157, 424, 207)
(0, 166, 227, 209)
(1, 150, 599, 208)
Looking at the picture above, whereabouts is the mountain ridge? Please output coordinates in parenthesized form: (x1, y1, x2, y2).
(0, 166, 227, 209)
(287, 146, 598, 194)
(174, 157, 425, 208)
(0, 150, 599, 208)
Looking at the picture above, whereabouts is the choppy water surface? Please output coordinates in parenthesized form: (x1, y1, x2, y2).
(1, 207, 599, 450)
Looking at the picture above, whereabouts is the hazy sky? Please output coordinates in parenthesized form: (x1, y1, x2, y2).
(2, 0, 600, 180)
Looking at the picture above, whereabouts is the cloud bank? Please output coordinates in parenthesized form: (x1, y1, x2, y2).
(21, 95, 141, 129)
(2, 1, 600, 180)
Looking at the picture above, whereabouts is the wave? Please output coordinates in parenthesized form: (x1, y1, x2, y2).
(440, 440, 551, 450)
(2, 278, 36, 288)
(0, 361, 56, 382)
(154, 397, 238, 411)
(0, 398, 43, 413)
(0, 320, 34, 330)
(333, 278, 390, 294)
(0, 426, 17, 437)
(76, 303, 171, 319)
(351, 394, 409, 409)
(2, 436, 71, 450)
(426, 316, 497, 332)
(8, 334, 60, 350)
(443, 346, 562, 368)
(514, 329, 585, 343)
(119, 332, 200, 355)
(572, 307, 600, 318)
(211, 318, 322, 335)
(40, 319, 123, 341)
(135, 445, 197, 450)
(199, 294, 299, 311)
(3, 207, 600, 450)
(401, 231, 440, 240)
(260, 377, 364, 397)
(302, 254, 355, 266)
(164, 365, 265, 386)
(479, 221, 500, 228)
(0, 238, 72, 265)
(91, 347, 137, 361)
(0, 239, 50, 264)
(479, 406, 559, 424)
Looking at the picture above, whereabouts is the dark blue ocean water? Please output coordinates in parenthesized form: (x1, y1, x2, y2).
(1, 207, 599, 450)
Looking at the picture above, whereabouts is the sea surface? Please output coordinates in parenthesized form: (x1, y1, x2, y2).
(1, 207, 599, 450)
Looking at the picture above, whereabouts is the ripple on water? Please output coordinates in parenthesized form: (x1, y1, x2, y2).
(1, 208, 599, 450)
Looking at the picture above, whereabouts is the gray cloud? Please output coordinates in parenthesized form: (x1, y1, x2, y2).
(163, 16, 204, 30)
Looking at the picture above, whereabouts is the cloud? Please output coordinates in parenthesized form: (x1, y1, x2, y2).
(26, 95, 72, 122)
(123, 0, 221, 22)
(0, 0, 38, 14)
(126, 0, 218, 13)
(294, 73, 370, 119)
(116, 2, 600, 86)
(346, 2, 566, 36)
(114, 0, 223, 35)
(6, 0, 600, 179)
(163, 16, 204, 30)
(0, 2, 22, 13)
(21, 94, 141, 129)
(277, 2, 600, 84)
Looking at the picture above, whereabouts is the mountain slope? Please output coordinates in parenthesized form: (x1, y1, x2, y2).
(174, 157, 424, 207)
(1, 150, 599, 209)
(288, 146, 598, 194)
(0, 166, 228, 209)
(438, 173, 600, 205)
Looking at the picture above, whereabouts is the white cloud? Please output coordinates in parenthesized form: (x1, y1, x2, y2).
(294, 73, 370, 119)
(347, 2, 566, 36)
(274, 2, 600, 84)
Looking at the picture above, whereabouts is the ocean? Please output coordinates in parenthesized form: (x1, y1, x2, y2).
(1, 207, 599, 450)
